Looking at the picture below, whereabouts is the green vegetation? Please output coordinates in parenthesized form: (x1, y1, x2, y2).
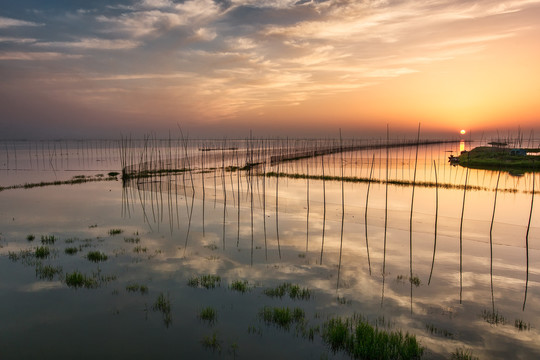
(322, 315, 423, 360)
(264, 282, 311, 300)
(35, 246, 51, 259)
(108, 172, 120, 177)
(152, 292, 172, 327)
(457, 146, 540, 172)
(259, 306, 305, 330)
(64, 247, 79, 255)
(108, 229, 123, 236)
(514, 319, 531, 331)
(35, 264, 62, 280)
(65, 271, 98, 289)
(481, 309, 505, 325)
(126, 283, 148, 294)
(199, 307, 217, 323)
(451, 348, 479, 360)
(124, 237, 140, 243)
(133, 245, 147, 253)
(122, 168, 188, 181)
(86, 251, 108, 263)
(188, 275, 221, 289)
(0, 176, 117, 193)
(26, 234, 35, 241)
(201, 332, 221, 353)
(41, 235, 56, 244)
(230, 280, 250, 293)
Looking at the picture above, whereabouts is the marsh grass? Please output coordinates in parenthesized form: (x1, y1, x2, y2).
(0, 176, 116, 193)
(126, 283, 148, 294)
(108, 229, 123, 236)
(133, 245, 147, 253)
(35, 246, 51, 259)
(188, 275, 221, 289)
(397, 275, 421, 287)
(322, 315, 423, 360)
(264, 282, 311, 300)
(259, 306, 305, 330)
(26, 234, 35, 241)
(425, 323, 453, 338)
(64, 247, 79, 255)
(201, 332, 221, 353)
(199, 306, 217, 323)
(86, 251, 108, 263)
(152, 292, 172, 327)
(65, 271, 98, 289)
(40, 235, 56, 245)
(124, 237, 140, 243)
(35, 263, 62, 280)
(514, 319, 531, 331)
(230, 280, 250, 293)
(481, 309, 506, 325)
(451, 348, 479, 360)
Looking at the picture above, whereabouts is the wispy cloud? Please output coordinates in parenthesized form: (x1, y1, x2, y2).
(0, 16, 43, 28)
(35, 38, 141, 50)
(0, 51, 83, 61)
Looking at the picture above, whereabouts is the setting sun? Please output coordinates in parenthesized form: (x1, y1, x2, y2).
(460, 129, 466, 135)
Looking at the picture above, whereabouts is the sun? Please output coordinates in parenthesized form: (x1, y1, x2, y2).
(460, 129, 466, 135)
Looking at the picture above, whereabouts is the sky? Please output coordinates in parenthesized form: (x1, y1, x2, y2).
(1, 0, 539, 139)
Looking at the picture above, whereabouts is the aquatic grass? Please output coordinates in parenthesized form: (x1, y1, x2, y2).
(124, 237, 140, 243)
(26, 234, 35, 241)
(199, 306, 217, 323)
(86, 251, 108, 262)
(35, 246, 50, 259)
(481, 309, 506, 325)
(188, 275, 221, 289)
(0, 176, 117, 193)
(108, 229, 123, 236)
(263, 282, 311, 300)
(514, 319, 531, 331)
(65, 271, 98, 289)
(201, 332, 221, 353)
(152, 292, 172, 327)
(126, 283, 148, 294)
(133, 245, 147, 253)
(259, 306, 305, 330)
(64, 247, 79, 255)
(451, 348, 479, 360)
(322, 315, 423, 360)
(40, 235, 56, 244)
(230, 280, 250, 293)
(35, 263, 62, 280)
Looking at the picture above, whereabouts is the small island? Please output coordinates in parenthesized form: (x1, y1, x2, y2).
(451, 145, 540, 173)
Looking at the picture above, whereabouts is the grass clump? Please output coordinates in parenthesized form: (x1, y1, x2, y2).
(451, 348, 479, 360)
(35, 264, 62, 280)
(64, 247, 79, 255)
(65, 271, 98, 289)
(230, 280, 250, 293)
(40, 235, 56, 244)
(199, 307, 217, 323)
(108, 229, 123, 236)
(133, 245, 147, 253)
(322, 315, 423, 360)
(126, 283, 148, 294)
(124, 237, 140, 244)
(481, 309, 505, 325)
(514, 319, 530, 331)
(35, 246, 51, 259)
(86, 251, 108, 263)
(264, 282, 311, 300)
(152, 292, 172, 327)
(26, 234, 35, 241)
(259, 306, 305, 330)
(201, 332, 221, 353)
(188, 275, 221, 289)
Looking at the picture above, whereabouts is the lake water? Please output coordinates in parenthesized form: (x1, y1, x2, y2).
(0, 138, 538, 359)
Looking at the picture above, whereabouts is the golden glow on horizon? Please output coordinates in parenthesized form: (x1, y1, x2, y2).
(460, 129, 466, 135)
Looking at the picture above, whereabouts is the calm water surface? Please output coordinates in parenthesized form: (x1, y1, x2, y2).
(0, 139, 539, 359)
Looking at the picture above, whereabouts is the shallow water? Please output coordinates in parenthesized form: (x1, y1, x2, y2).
(0, 139, 539, 359)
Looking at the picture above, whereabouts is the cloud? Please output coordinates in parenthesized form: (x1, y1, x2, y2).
(0, 52, 83, 61)
(0, 16, 43, 28)
(0, 37, 37, 44)
(35, 38, 141, 50)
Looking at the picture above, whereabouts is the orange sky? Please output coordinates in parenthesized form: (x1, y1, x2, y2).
(1, 1, 539, 138)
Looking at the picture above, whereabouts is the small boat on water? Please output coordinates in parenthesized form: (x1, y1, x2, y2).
(448, 154, 459, 164)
